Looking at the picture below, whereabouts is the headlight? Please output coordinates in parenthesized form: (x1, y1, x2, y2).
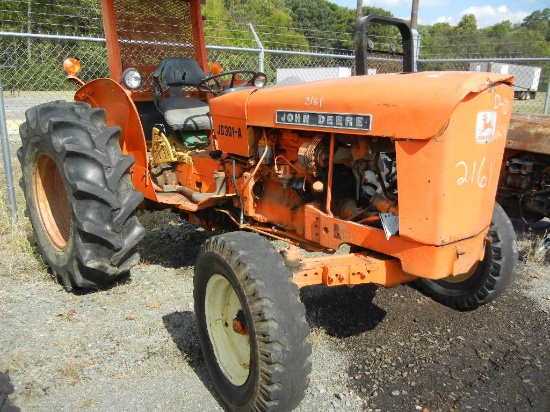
(122, 68, 142, 90)
(253, 73, 267, 88)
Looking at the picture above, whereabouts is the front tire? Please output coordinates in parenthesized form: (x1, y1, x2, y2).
(18, 101, 145, 290)
(194, 232, 312, 411)
(415, 203, 518, 310)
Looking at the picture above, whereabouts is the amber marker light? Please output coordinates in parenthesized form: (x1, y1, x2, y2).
(63, 57, 81, 75)
(210, 61, 223, 75)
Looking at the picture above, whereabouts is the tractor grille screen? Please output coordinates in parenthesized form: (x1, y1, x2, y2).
(112, 0, 199, 92)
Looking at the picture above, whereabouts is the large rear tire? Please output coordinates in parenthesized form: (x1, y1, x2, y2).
(18, 101, 145, 290)
(194, 232, 312, 411)
(415, 203, 518, 310)
(0, 372, 19, 412)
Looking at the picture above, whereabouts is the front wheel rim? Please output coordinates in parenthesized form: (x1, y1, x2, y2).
(441, 261, 480, 284)
(205, 274, 251, 386)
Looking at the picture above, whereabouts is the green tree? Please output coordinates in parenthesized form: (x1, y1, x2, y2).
(455, 14, 477, 34)
(521, 8, 550, 40)
(204, 0, 308, 50)
(484, 20, 512, 36)
(285, 0, 342, 52)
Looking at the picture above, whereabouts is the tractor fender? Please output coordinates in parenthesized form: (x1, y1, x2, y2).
(73, 79, 156, 201)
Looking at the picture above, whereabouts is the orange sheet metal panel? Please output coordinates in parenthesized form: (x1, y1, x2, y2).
(396, 81, 514, 245)
(245, 71, 514, 140)
(74, 79, 157, 201)
(302, 204, 487, 279)
(209, 89, 256, 157)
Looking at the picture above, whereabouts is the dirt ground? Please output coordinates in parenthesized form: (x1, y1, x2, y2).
(304, 264, 550, 411)
(0, 209, 548, 411)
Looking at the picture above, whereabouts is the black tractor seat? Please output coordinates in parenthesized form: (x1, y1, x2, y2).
(153, 57, 212, 131)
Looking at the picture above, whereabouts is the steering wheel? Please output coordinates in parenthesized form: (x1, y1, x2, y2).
(198, 70, 264, 96)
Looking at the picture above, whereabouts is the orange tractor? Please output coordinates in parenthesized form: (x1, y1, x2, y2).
(18, 1, 518, 410)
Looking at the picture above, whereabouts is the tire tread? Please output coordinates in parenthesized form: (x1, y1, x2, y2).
(415, 203, 517, 310)
(195, 231, 312, 411)
(18, 101, 145, 290)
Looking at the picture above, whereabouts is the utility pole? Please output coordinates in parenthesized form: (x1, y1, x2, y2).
(410, 0, 419, 29)
(356, 0, 363, 22)
(410, 0, 420, 71)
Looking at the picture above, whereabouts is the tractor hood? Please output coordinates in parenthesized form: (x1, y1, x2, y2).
(212, 71, 513, 140)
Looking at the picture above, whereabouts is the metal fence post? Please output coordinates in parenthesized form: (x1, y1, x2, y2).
(411, 29, 420, 72)
(248, 23, 264, 73)
(0, 76, 18, 224)
(544, 75, 549, 115)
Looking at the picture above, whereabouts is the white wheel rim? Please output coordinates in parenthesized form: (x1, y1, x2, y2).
(205, 274, 251, 386)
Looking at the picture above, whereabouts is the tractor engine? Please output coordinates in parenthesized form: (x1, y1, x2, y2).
(244, 129, 398, 235)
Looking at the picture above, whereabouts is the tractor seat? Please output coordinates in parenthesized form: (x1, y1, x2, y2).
(157, 97, 211, 131)
(153, 57, 212, 131)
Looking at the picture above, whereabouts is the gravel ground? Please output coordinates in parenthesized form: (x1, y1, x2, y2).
(1, 143, 549, 412)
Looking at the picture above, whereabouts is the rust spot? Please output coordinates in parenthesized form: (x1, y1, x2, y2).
(232, 310, 248, 335)
(506, 113, 550, 155)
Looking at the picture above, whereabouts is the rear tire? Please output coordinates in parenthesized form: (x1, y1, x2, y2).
(415, 203, 518, 310)
(0, 372, 19, 412)
(18, 101, 145, 290)
(194, 232, 312, 411)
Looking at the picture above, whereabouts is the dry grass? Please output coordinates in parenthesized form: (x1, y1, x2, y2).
(72, 397, 99, 409)
(516, 226, 549, 266)
(513, 91, 548, 114)
(0, 148, 45, 281)
(58, 362, 85, 386)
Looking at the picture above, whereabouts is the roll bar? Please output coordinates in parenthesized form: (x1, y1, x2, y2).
(354, 15, 414, 75)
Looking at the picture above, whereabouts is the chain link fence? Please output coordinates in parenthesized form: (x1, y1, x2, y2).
(0, 31, 355, 139)
(1, 35, 108, 141)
